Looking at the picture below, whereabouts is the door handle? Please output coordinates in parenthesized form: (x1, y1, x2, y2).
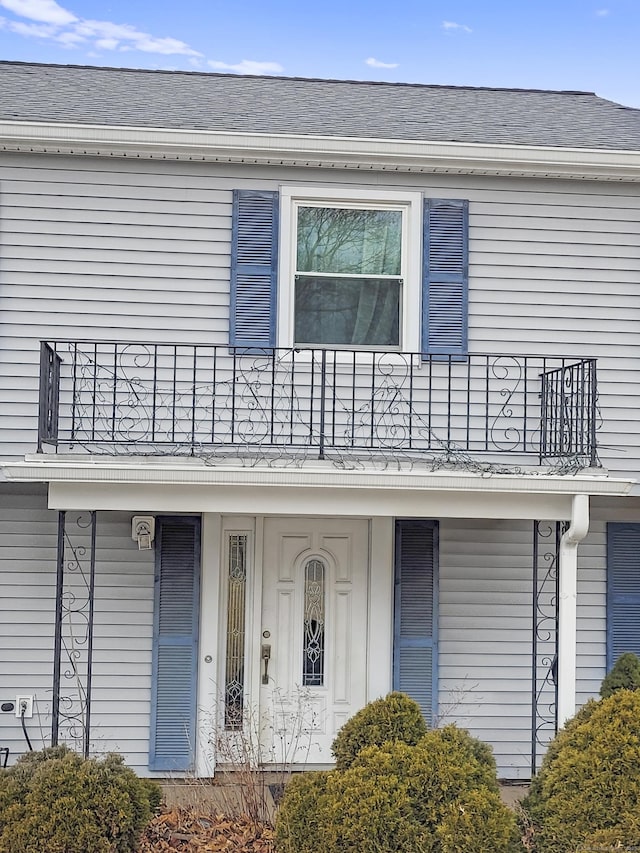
(261, 644, 271, 685)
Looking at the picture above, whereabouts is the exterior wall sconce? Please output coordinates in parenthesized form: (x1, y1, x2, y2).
(132, 516, 155, 550)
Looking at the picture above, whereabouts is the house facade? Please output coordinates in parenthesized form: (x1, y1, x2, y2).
(1, 62, 640, 780)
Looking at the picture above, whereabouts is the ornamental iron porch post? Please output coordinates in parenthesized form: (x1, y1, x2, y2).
(51, 510, 97, 758)
(531, 495, 589, 776)
(531, 520, 561, 776)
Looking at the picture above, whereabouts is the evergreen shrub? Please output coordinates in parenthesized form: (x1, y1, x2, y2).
(277, 696, 517, 853)
(273, 772, 331, 853)
(600, 651, 640, 698)
(0, 746, 161, 853)
(330, 691, 428, 771)
(522, 689, 640, 853)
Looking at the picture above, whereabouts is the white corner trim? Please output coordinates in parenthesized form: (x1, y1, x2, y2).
(2, 120, 640, 181)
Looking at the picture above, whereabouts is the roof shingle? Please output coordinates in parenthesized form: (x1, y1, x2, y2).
(1, 61, 640, 151)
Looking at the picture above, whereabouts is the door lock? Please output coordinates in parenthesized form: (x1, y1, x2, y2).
(261, 644, 271, 684)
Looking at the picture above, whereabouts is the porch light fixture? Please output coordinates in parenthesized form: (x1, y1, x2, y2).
(132, 516, 155, 550)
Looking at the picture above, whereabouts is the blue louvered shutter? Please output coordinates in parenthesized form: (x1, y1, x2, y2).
(394, 520, 438, 723)
(607, 523, 640, 668)
(149, 516, 201, 772)
(230, 189, 279, 348)
(422, 198, 469, 357)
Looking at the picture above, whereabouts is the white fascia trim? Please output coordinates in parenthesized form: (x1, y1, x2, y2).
(2, 120, 640, 181)
(1, 458, 634, 497)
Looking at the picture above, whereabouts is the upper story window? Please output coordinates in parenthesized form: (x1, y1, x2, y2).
(280, 187, 422, 352)
(294, 204, 403, 348)
(229, 188, 468, 357)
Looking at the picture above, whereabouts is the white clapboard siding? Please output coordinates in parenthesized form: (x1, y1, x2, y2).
(0, 485, 57, 758)
(0, 486, 156, 774)
(576, 521, 607, 708)
(0, 156, 236, 457)
(88, 513, 155, 773)
(1, 154, 639, 483)
(438, 518, 534, 778)
(438, 518, 608, 779)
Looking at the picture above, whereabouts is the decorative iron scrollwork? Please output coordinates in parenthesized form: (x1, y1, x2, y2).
(52, 510, 97, 757)
(39, 342, 598, 473)
(531, 520, 566, 774)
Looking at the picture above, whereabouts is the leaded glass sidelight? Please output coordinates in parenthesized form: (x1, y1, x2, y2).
(225, 535, 247, 730)
(303, 558, 326, 686)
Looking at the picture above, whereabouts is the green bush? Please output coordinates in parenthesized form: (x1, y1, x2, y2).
(522, 698, 598, 823)
(436, 788, 520, 853)
(0, 746, 162, 853)
(522, 689, 640, 853)
(330, 691, 428, 771)
(424, 724, 499, 794)
(600, 651, 640, 698)
(274, 772, 332, 853)
(277, 722, 517, 853)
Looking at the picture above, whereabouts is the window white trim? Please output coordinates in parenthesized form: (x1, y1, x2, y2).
(279, 186, 422, 352)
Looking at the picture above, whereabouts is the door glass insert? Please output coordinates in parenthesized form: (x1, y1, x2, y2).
(303, 558, 325, 686)
(225, 534, 247, 729)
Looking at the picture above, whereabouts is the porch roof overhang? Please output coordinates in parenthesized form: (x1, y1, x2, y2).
(2, 457, 634, 520)
(2, 120, 640, 182)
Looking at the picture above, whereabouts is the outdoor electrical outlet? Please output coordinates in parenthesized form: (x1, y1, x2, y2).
(15, 696, 33, 718)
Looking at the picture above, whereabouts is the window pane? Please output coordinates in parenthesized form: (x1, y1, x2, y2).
(303, 558, 325, 687)
(225, 534, 247, 730)
(295, 276, 400, 346)
(297, 207, 402, 276)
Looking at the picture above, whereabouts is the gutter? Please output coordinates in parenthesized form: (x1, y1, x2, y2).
(1, 458, 635, 495)
(557, 494, 590, 726)
(2, 121, 640, 181)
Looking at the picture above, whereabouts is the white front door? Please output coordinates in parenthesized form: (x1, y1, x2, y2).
(259, 517, 369, 765)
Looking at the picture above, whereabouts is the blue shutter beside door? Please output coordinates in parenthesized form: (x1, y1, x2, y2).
(422, 198, 469, 357)
(230, 190, 279, 348)
(394, 519, 438, 723)
(607, 522, 640, 669)
(149, 516, 201, 772)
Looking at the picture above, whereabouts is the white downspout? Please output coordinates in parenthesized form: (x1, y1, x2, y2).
(557, 493, 590, 727)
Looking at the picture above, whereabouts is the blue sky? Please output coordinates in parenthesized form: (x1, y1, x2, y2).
(0, 0, 638, 107)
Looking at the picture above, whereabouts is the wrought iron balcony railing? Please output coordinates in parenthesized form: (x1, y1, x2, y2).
(37, 341, 598, 470)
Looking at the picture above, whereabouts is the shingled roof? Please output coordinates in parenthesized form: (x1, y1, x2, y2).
(1, 60, 640, 151)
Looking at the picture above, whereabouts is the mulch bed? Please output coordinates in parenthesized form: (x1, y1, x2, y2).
(140, 807, 275, 852)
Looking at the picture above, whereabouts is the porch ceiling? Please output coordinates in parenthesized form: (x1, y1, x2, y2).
(2, 457, 633, 520)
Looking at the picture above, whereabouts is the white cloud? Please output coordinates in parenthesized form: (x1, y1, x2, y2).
(5, 18, 55, 36)
(74, 18, 200, 55)
(365, 57, 399, 69)
(207, 59, 284, 75)
(0, 0, 75, 25)
(95, 37, 118, 50)
(595, 8, 610, 15)
(0, 0, 202, 56)
(129, 35, 200, 56)
(442, 20, 472, 33)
